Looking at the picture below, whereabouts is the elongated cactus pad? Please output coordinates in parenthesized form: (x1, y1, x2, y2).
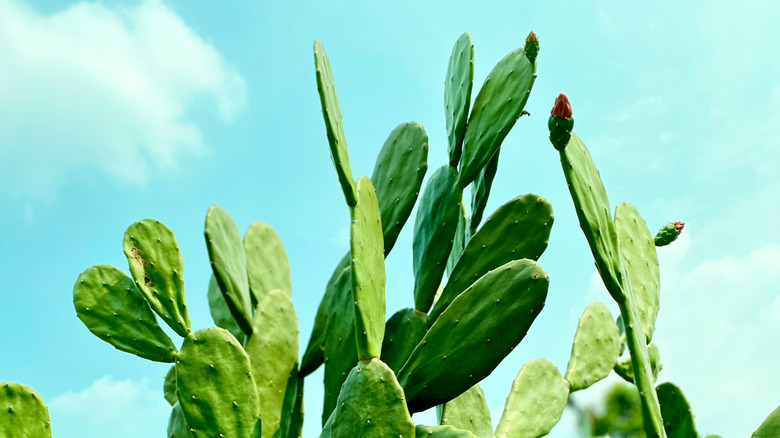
(286, 375, 304, 438)
(564, 302, 621, 391)
(350, 175, 386, 361)
(381, 308, 428, 374)
(314, 39, 356, 207)
(615, 202, 660, 342)
(557, 133, 624, 301)
(207, 274, 246, 345)
(445, 32, 474, 167)
(413, 165, 462, 312)
(371, 121, 429, 256)
(300, 254, 350, 376)
(244, 221, 292, 301)
(73, 264, 177, 362)
(615, 343, 661, 384)
(753, 405, 780, 438)
(495, 358, 569, 438)
(244, 289, 299, 438)
(123, 219, 191, 337)
(175, 327, 260, 438)
(167, 402, 189, 438)
(657, 382, 697, 438)
(470, 146, 500, 233)
(459, 42, 536, 188)
(400, 259, 549, 412)
(438, 384, 494, 438)
(320, 359, 414, 438)
(429, 194, 553, 325)
(417, 425, 479, 438)
(321, 265, 358, 424)
(0, 382, 52, 438)
(204, 205, 254, 336)
(163, 365, 177, 406)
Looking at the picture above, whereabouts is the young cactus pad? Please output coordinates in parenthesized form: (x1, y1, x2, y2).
(412, 165, 462, 313)
(314, 40, 357, 207)
(564, 302, 621, 392)
(244, 221, 293, 300)
(73, 264, 177, 363)
(370, 121, 429, 256)
(444, 32, 474, 167)
(657, 382, 697, 438)
(615, 202, 661, 342)
(244, 289, 299, 438)
(204, 205, 254, 336)
(495, 358, 569, 438)
(350, 175, 386, 361)
(428, 194, 553, 325)
(437, 384, 494, 438)
(399, 259, 549, 413)
(459, 37, 537, 188)
(1, 382, 52, 438)
(123, 218, 191, 337)
(175, 327, 260, 438)
(320, 358, 414, 438)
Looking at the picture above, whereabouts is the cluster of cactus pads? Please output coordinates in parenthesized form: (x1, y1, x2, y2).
(3, 32, 780, 438)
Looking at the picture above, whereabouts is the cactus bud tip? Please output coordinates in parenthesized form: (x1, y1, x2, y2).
(526, 31, 538, 43)
(551, 93, 573, 119)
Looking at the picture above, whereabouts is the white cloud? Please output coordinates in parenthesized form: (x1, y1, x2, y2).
(654, 237, 780, 437)
(0, 0, 246, 197)
(49, 375, 170, 437)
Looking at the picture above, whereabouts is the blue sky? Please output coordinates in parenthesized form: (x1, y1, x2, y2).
(1, 0, 778, 436)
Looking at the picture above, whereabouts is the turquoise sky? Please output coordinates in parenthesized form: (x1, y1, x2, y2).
(1, 0, 778, 436)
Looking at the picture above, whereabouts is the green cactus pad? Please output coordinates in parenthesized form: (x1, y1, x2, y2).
(167, 402, 189, 438)
(470, 146, 500, 233)
(175, 327, 260, 438)
(657, 382, 697, 438)
(428, 194, 553, 325)
(381, 308, 428, 374)
(446, 201, 470, 276)
(207, 274, 246, 345)
(438, 384, 494, 438)
(244, 221, 293, 302)
(564, 302, 621, 391)
(399, 259, 549, 413)
(123, 219, 191, 337)
(458, 44, 536, 188)
(163, 365, 177, 406)
(350, 175, 386, 361)
(286, 375, 304, 438)
(413, 165, 462, 312)
(753, 405, 780, 438)
(300, 254, 350, 376)
(444, 32, 474, 167)
(204, 205, 254, 336)
(614, 343, 661, 384)
(0, 382, 52, 438)
(321, 265, 358, 424)
(558, 133, 624, 301)
(73, 264, 177, 362)
(244, 289, 299, 438)
(495, 358, 569, 438)
(417, 425, 479, 438)
(320, 358, 414, 438)
(615, 202, 660, 342)
(314, 39, 357, 207)
(371, 121, 429, 256)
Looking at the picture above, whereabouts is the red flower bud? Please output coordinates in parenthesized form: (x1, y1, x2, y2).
(672, 221, 685, 233)
(526, 31, 538, 43)
(551, 93, 572, 118)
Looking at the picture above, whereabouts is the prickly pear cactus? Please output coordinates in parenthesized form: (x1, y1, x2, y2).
(0, 382, 52, 438)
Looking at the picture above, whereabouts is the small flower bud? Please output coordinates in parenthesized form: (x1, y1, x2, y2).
(551, 93, 573, 118)
(654, 221, 685, 247)
(548, 94, 574, 151)
(524, 31, 539, 64)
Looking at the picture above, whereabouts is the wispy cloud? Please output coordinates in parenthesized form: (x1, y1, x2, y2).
(49, 375, 170, 437)
(0, 0, 246, 198)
